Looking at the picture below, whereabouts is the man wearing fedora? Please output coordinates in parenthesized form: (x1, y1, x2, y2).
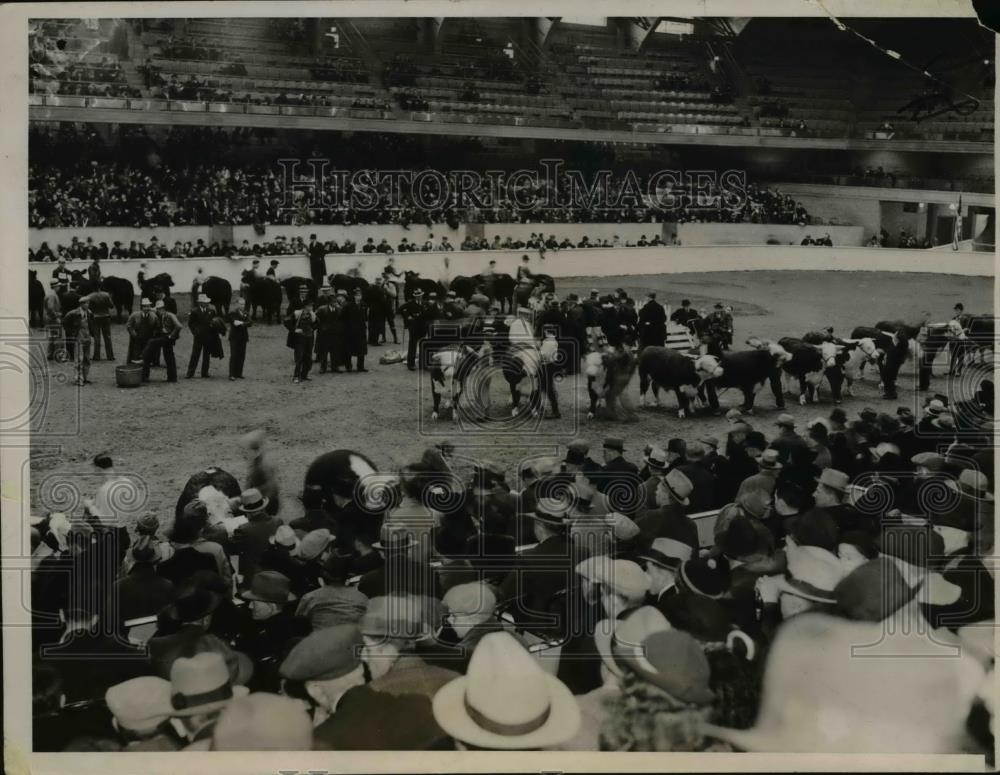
(678, 441, 719, 514)
(287, 290, 317, 383)
(498, 503, 574, 634)
(599, 438, 640, 511)
(159, 652, 250, 749)
(358, 524, 441, 601)
(226, 296, 250, 381)
(186, 293, 221, 379)
(141, 299, 182, 383)
(636, 469, 699, 551)
(639, 532, 695, 610)
(769, 414, 808, 465)
(313, 594, 460, 750)
(231, 488, 281, 588)
(399, 288, 429, 370)
(235, 570, 310, 691)
(432, 631, 581, 751)
(736, 448, 783, 499)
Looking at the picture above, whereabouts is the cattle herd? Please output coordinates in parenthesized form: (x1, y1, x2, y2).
(28, 265, 994, 425)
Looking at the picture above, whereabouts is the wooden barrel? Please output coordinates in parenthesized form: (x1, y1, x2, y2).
(115, 364, 143, 388)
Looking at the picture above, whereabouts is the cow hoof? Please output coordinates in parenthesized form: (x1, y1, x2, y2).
(799, 395, 807, 406)
(677, 409, 686, 419)
(587, 411, 595, 420)
(431, 412, 439, 421)
(511, 409, 519, 418)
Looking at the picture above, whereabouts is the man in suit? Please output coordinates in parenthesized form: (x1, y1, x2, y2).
(638, 292, 666, 350)
(141, 300, 181, 383)
(231, 489, 282, 589)
(367, 277, 391, 346)
(307, 234, 327, 285)
(769, 414, 809, 465)
(313, 286, 337, 374)
(678, 441, 719, 513)
(127, 297, 156, 364)
(399, 289, 427, 371)
(498, 505, 574, 635)
(636, 469, 699, 550)
(287, 292, 317, 383)
(599, 437, 640, 515)
(62, 297, 93, 386)
(227, 297, 250, 381)
(343, 288, 369, 372)
(186, 293, 217, 379)
(670, 298, 700, 333)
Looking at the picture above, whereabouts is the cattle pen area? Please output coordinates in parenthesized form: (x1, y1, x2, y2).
(28, 269, 991, 525)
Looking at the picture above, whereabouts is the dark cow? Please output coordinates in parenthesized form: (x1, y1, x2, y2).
(28, 270, 45, 328)
(100, 276, 135, 322)
(701, 341, 791, 413)
(492, 273, 516, 313)
(329, 274, 370, 296)
(281, 277, 317, 314)
(141, 272, 175, 300)
(403, 271, 444, 301)
(583, 346, 639, 421)
(69, 270, 97, 295)
(202, 276, 233, 316)
(304, 449, 387, 515)
(243, 274, 282, 324)
(637, 347, 723, 418)
(449, 275, 478, 301)
(175, 467, 242, 523)
(58, 288, 82, 315)
(774, 336, 851, 405)
(850, 325, 910, 399)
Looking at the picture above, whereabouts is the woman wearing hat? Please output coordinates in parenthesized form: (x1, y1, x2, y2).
(599, 630, 733, 752)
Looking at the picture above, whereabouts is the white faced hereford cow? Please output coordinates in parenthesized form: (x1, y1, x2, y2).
(637, 346, 723, 418)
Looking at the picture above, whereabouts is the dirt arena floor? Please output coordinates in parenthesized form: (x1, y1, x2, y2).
(27, 270, 992, 528)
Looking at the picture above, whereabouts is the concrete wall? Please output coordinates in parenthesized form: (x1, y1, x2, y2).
(480, 222, 664, 244)
(676, 223, 864, 246)
(30, 245, 992, 292)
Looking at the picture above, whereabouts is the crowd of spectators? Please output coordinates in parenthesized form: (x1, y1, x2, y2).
(670, 183, 810, 226)
(29, 229, 684, 263)
(31, 126, 817, 230)
(27, 389, 996, 752)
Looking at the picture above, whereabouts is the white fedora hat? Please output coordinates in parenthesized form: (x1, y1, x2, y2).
(432, 631, 580, 750)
